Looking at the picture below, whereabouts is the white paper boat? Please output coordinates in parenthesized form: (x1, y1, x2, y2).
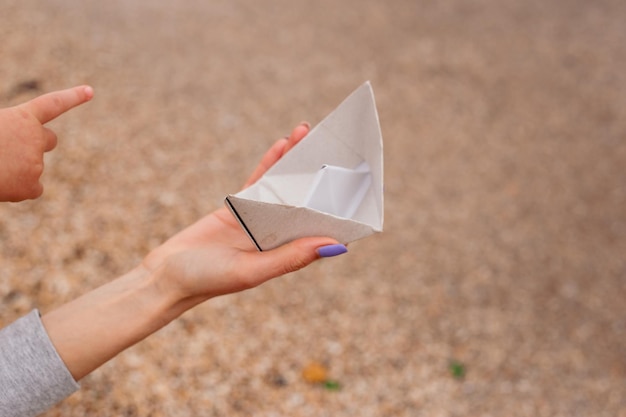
(225, 81, 384, 251)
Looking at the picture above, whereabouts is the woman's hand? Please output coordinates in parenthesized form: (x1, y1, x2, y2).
(143, 122, 345, 306)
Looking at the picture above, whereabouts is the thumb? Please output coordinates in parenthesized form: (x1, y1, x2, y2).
(241, 238, 348, 283)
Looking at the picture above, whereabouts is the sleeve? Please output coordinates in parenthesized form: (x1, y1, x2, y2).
(0, 309, 80, 417)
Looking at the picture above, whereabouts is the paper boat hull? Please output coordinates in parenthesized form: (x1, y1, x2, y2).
(225, 195, 378, 251)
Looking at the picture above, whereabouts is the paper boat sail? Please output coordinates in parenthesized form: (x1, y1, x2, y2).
(225, 81, 384, 251)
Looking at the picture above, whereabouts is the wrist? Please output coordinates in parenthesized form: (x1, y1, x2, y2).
(123, 265, 185, 328)
(141, 259, 211, 319)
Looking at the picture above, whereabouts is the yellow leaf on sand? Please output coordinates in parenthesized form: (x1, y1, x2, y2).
(302, 362, 328, 384)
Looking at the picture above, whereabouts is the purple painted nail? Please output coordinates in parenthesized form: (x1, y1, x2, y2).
(317, 244, 348, 258)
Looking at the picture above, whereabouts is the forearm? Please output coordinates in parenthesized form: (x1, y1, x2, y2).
(41, 265, 200, 381)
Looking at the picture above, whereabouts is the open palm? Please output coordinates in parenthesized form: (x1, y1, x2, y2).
(141, 123, 338, 303)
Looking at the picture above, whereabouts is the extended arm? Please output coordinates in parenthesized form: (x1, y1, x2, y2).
(41, 123, 345, 381)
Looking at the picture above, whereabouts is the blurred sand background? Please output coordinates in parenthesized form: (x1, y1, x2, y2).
(1, 0, 625, 416)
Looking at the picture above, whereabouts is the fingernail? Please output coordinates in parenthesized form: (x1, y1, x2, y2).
(317, 244, 348, 258)
(84, 86, 94, 100)
(299, 121, 311, 129)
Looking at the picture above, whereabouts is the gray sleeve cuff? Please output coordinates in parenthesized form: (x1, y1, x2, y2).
(0, 309, 80, 417)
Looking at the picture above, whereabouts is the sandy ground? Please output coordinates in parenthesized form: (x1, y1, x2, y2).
(1, 0, 625, 416)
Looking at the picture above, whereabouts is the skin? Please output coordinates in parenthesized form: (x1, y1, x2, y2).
(1, 87, 342, 381)
(0, 85, 94, 202)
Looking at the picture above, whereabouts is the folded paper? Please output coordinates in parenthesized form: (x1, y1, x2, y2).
(303, 161, 372, 219)
(225, 81, 384, 251)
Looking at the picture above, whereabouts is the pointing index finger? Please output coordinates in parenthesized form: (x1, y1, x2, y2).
(22, 85, 94, 124)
